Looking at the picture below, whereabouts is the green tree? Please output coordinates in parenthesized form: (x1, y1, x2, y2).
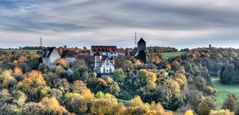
(220, 64, 235, 84)
(113, 68, 126, 82)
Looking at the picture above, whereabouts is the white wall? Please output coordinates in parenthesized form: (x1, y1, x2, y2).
(49, 49, 61, 64)
(99, 59, 115, 74)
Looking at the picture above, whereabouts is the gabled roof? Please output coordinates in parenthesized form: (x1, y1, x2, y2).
(138, 38, 146, 43)
(91, 46, 117, 52)
(41, 47, 57, 58)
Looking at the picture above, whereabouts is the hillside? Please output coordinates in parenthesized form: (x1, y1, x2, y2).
(0, 47, 238, 115)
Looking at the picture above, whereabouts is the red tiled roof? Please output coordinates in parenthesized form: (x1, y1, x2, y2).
(116, 48, 125, 53)
(91, 46, 117, 52)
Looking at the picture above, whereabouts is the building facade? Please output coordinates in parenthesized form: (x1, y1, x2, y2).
(41, 47, 61, 65)
(94, 54, 115, 74)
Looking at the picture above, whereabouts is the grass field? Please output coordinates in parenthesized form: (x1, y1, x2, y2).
(161, 52, 185, 59)
(211, 77, 239, 108)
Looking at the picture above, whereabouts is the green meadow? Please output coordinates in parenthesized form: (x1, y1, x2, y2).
(161, 52, 185, 59)
(211, 77, 239, 108)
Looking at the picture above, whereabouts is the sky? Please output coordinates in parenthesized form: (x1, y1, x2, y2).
(0, 0, 239, 49)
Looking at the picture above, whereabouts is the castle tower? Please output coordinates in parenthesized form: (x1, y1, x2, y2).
(137, 38, 146, 52)
(136, 38, 147, 63)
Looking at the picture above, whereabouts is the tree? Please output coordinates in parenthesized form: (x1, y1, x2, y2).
(235, 102, 239, 115)
(21, 70, 46, 87)
(220, 64, 235, 84)
(40, 97, 68, 113)
(16, 71, 46, 101)
(56, 58, 68, 67)
(222, 93, 238, 111)
(72, 80, 94, 99)
(112, 68, 126, 82)
(130, 96, 144, 106)
(197, 96, 216, 115)
(0, 70, 17, 88)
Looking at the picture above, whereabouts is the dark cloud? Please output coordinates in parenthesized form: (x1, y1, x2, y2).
(0, 0, 239, 48)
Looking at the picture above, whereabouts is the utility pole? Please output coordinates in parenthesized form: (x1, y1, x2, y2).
(135, 32, 137, 48)
(40, 37, 43, 50)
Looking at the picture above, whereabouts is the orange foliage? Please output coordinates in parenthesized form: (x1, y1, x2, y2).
(22, 70, 46, 87)
(40, 97, 67, 112)
(135, 59, 142, 65)
(14, 67, 23, 76)
(56, 58, 68, 66)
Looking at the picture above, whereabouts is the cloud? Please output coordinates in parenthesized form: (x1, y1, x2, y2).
(0, 0, 239, 48)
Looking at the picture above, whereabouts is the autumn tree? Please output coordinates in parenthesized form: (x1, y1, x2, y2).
(56, 58, 68, 67)
(130, 96, 144, 106)
(222, 93, 238, 111)
(16, 70, 46, 101)
(0, 70, 17, 88)
(196, 96, 216, 115)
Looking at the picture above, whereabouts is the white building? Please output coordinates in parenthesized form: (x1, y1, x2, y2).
(41, 47, 61, 65)
(94, 54, 115, 74)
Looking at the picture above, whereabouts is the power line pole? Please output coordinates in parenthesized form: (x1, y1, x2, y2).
(135, 32, 137, 48)
(40, 37, 43, 50)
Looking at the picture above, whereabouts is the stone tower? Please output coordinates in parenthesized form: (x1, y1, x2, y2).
(136, 38, 147, 63)
(137, 38, 146, 52)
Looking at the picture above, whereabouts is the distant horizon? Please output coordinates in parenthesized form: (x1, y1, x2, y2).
(1, 43, 239, 50)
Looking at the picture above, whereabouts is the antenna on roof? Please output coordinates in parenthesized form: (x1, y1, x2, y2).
(135, 32, 137, 48)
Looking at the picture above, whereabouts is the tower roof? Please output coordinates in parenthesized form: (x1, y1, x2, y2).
(138, 38, 146, 43)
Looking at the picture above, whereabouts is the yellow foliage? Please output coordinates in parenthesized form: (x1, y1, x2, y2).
(185, 110, 194, 115)
(22, 71, 46, 87)
(40, 97, 67, 112)
(148, 72, 157, 83)
(72, 80, 94, 100)
(166, 79, 181, 96)
(40, 86, 50, 97)
(130, 96, 144, 106)
(139, 69, 148, 78)
(209, 109, 234, 115)
(0, 70, 16, 86)
(155, 103, 165, 113)
(175, 73, 187, 88)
